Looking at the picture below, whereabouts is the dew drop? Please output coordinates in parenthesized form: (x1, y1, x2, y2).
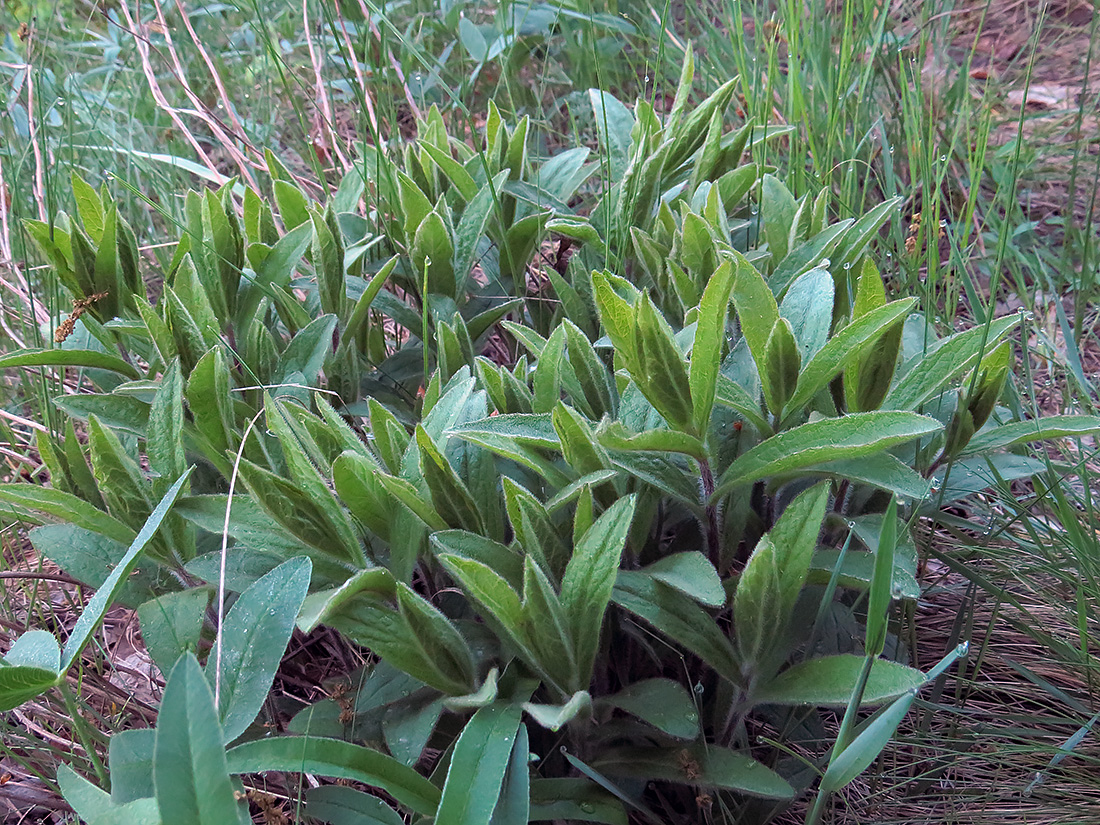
(939, 154, 947, 162)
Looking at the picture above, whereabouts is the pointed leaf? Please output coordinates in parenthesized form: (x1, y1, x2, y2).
(213, 557, 312, 742)
(154, 655, 241, 825)
(437, 702, 524, 825)
(712, 413, 941, 500)
(226, 736, 440, 815)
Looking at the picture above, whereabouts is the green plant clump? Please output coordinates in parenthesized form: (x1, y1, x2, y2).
(1, 51, 1095, 825)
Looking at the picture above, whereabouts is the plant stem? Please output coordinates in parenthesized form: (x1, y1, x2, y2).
(58, 681, 109, 789)
(698, 458, 721, 569)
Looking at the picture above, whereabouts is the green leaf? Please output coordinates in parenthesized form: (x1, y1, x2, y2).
(809, 453, 930, 501)
(332, 451, 392, 541)
(932, 453, 1044, 502)
(530, 778, 626, 825)
(416, 426, 484, 533)
(438, 555, 540, 675)
(376, 472, 448, 532)
(730, 252, 780, 381)
(819, 690, 916, 793)
(383, 697, 443, 767)
(633, 295, 693, 432)
(238, 221, 312, 327)
(437, 702, 524, 825)
(3, 629, 61, 672)
(503, 479, 569, 580)
(883, 315, 1020, 411)
(213, 557, 311, 742)
(311, 207, 346, 317)
(154, 655, 241, 825)
(489, 723, 529, 825)
(342, 256, 397, 348)
(174, 495, 317, 563)
(30, 524, 163, 606)
(0, 664, 62, 711)
(763, 317, 801, 417)
(57, 764, 112, 823)
(961, 415, 1100, 456)
(613, 572, 741, 685)
(278, 314, 338, 384)
(639, 552, 724, 607)
(594, 745, 793, 799)
(523, 691, 591, 732)
(413, 211, 456, 298)
(598, 421, 706, 461)
(449, 413, 559, 449)
(173, 252, 222, 345)
(186, 348, 235, 456)
(88, 415, 152, 530)
(72, 172, 105, 243)
(866, 496, 897, 657)
(53, 393, 150, 437)
(273, 179, 310, 229)
(305, 785, 405, 825)
(532, 326, 566, 414)
(712, 412, 941, 500)
(784, 298, 917, 416)
(563, 320, 615, 419)
(589, 90, 634, 181)
(454, 172, 509, 293)
(431, 530, 523, 590)
(754, 654, 923, 706)
(227, 736, 441, 815)
(0, 631, 62, 710)
(0, 348, 140, 379)
(521, 556, 578, 687)
(713, 374, 772, 435)
(591, 271, 641, 377)
(147, 360, 186, 496)
(138, 588, 211, 675)
(420, 141, 478, 202)
(597, 679, 699, 739)
(237, 459, 361, 561)
(760, 174, 797, 265)
(395, 583, 478, 691)
(554, 403, 610, 476)
(444, 668, 500, 712)
(264, 398, 362, 562)
(0, 486, 134, 544)
(780, 266, 834, 363)
(734, 484, 829, 670)
(561, 495, 637, 682)
(200, 191, 241, 322)
(834, 197, 902, 272)
(690, 259, 736, 434)
(296, 568, 396, 632)
(62, 470, 193, 672)
(109, 728, 156, 804)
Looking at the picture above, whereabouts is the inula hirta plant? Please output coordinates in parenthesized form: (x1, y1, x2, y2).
(1, 48, 1096, 825)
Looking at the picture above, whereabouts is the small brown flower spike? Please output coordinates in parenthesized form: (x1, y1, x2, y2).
(55, 291, 108, 343)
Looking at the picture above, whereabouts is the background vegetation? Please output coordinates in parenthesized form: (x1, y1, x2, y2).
(0, 0, 1098, 822)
